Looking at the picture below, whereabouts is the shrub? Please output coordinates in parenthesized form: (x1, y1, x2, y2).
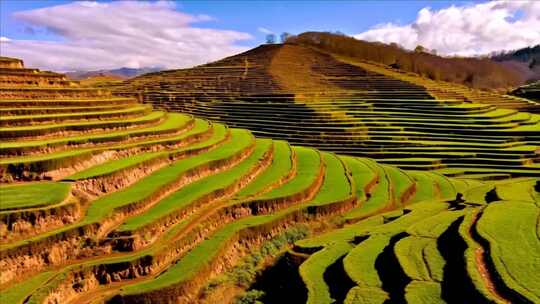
(235, 289, 265, 304)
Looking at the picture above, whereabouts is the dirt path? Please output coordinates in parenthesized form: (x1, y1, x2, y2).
(469, 210, 511, 304)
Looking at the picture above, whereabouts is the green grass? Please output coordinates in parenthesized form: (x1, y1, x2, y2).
(5, 141, 314, 300)
(495, 178, 539, 204)
(343, 234, 390, 288)
(68, 152, 164, 181)
(0, 182, 70, 210)
(382, 164, 415, 205)
(450, 178, 473, 194)
(307, 152, 353, 207)
(367, 202, 448, 235)
(271, 151, 354, 249)
(0, 104, 132, 115)
(476, 201, 540, 303)
(119, 203, 304, 295)
(299, 242, 352, 304)
(82, 128, 253, 224)
(395, 236, 444, 282)
(3, 66, 540, 304)
(343, 159, 391, 221)
(406, 210, 465, 238)
(463, 183, 493, 204)
(117, 139, 272, 232)
(117, 146, 348, 297)
(284, 153, 353, 304)
(428, 172, 457, 200)
(0, 271, 56, 304)
(235, 140, 293, 198)
(404, 281, 444, 304)
(116, 157, 316, 294)
(256, 146, 321, 201)
(295, 189, 446, 253)
(0, 114, 196, 170)
(457, 210, 501, 302)
(339, 156, 377, 203)
(66, 119, 217, 180)
(407, 171, 437, 203)
(1, 129, 252, 250)
(296, 215, 384, 250)
(0, 110, 164, 133)
(0, 112, 191, 150)
(0, 104, 150, 122)
(344, 286, 389, 304)
(0, 146, 97, 167)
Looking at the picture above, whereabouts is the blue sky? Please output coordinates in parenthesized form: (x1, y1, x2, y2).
(1, 0, 469, 45)
(1, 1, 537, 71)
(177, 0, 467, 45)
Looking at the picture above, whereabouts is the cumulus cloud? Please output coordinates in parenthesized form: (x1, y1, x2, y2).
(0, 1, 252, 71)
(354, 0, 540, 56)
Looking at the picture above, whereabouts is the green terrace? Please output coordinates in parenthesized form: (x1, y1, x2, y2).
(0, 113, 194, 156)
(114, 45, 538, 180)
(145, 96, 539, 178)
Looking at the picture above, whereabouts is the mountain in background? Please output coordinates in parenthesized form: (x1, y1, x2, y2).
(65, 67, 163, 80)
(490, 45, 540, 84)
(491, 45, 540, 64)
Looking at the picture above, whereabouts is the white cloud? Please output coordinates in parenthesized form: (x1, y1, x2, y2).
(0, 1, 252, 71)
(354, 0, 540, 56)
(0, 37, 11, 42)
(257, 27, 273, 35)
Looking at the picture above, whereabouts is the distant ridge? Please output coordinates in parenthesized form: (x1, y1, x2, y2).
(66, 66, 163, 80)
(491, 45, 540, 83)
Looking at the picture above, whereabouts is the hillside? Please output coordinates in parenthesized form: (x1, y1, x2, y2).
(288, 32, 527, 90)
(491, 45, 540, 83)
(0, 56, 539, 304)
(117, 43, 540, 179)
(492, 45, 540, 63)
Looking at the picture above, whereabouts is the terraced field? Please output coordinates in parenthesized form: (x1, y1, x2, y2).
(118, 44, 540, 179)
(1, 55, 539, 304)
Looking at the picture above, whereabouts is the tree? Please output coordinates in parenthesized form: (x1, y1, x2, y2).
(280, 32, 291, 43)
(266, 34, 276, 44)
(414, 45, 426, 53)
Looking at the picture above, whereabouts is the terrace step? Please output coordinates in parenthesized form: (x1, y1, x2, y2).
(0, 104, 153, 127)
(0, 97, 138, 107)
(0, 110, 166, 141)
(0, 87, 111, 99)
(0, 113, 194, 157)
